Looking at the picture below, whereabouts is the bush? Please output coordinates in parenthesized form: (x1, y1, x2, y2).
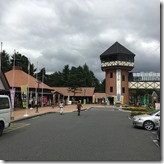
(122, 106, 156, 118)
(122, 106, 147, 112)
(130, 111, 148, 117)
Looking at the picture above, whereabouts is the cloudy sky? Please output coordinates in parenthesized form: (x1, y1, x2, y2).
(0, 0, 160, 81)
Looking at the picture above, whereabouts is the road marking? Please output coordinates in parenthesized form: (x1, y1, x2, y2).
(153, 139, 160, 147)
(152, 131, 156, 134)
(90, 108, 115, 111)
(3, 122, 30, 134)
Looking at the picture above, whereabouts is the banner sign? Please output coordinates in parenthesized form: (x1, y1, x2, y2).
(10, 88, 15, 109)
(42, 96, 48, 105)
(116, 69, 121, 103)
(21, 85, 27, 108)
(155, 103, 160, 109)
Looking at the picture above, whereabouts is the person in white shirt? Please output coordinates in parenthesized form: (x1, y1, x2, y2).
(59, 101, 64, 115)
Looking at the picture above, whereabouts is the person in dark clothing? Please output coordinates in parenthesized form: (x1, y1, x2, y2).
(77, 100, 83, 116)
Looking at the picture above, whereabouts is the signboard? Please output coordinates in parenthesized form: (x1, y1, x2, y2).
(21, 85, 27, 108)
(155, 103, 160, 109)
(42, 96, 48, 105)
(10, 88, 15, 109)
(116, 69, 121, 103)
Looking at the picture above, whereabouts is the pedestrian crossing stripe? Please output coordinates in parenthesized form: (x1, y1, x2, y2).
(3, 122, 30, 134)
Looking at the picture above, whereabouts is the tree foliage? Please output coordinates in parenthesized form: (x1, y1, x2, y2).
(45, 63, 105, 92)
(1, 50, 105, 92)
(1, 50, 12, 72)
(11, 52, 36, 77)
(1, 50, 36, 77)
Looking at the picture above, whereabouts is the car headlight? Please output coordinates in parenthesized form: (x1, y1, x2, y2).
(138, 118, 144, 121)
(134, 118, 143, 121)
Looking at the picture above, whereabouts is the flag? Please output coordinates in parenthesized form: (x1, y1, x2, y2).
(10, 88, 15, 109)
(21, 85, 27, 108)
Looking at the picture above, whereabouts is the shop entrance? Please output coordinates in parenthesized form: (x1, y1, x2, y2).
(108, 97, 114, 105)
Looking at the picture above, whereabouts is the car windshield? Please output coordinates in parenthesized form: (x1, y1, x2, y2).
(148, 109, 160, 116)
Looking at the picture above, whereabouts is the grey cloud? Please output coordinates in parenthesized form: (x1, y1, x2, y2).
(0, 0, 160, 81)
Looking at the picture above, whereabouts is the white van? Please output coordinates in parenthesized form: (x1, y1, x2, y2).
(0, 95, 11, 136)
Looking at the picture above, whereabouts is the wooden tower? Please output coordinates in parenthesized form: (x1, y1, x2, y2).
(100, 42, 135, 105)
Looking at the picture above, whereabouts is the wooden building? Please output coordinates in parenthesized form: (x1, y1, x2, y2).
(5, 67, 53, 108)
(52, 87, 95, 105)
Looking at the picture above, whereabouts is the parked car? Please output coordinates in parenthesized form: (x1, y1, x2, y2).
(0, 95, 11, 136)
(132, 109, 160, 130)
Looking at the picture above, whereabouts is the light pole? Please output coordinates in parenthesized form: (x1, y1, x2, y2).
(41, 67, 44, 107)
(0, 42, 2, 76)
(36, 80, 41, 113)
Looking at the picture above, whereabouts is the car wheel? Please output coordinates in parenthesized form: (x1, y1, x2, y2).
(0, 122, 4, 136)
(143, 121, 154, 130)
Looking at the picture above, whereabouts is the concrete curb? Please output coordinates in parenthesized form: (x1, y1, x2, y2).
(11, 112, 51, 123)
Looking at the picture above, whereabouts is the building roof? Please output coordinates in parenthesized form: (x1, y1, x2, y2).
(52, 87, 95, 97)
(5, 68, 53, 90)
(94, 93, 106, 99)
(100, 41, 135, 57)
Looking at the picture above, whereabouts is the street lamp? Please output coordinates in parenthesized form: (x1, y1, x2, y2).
(36, 80, 41, 113)
(84, 89, 86, 104)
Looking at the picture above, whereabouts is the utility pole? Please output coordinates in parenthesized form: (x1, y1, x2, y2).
(0, 42, 2, 76)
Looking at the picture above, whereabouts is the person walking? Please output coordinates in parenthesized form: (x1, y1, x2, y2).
(77, 100, 83, 116)
(59, 101, 64, 115)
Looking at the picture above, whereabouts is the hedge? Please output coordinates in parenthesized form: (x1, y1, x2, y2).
(121, 106, 155, 118)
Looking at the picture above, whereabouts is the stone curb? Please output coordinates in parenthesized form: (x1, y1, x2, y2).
(11, 112, 56, 123)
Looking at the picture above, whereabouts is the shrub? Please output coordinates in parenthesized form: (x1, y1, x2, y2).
(122, 106, 147, 112)
(130, 111, 148, 118)
(122, 106, 156, 118)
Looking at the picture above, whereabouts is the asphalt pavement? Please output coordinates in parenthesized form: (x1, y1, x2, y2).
(11, 104, 109, 122)
(0, 107, 161, 161)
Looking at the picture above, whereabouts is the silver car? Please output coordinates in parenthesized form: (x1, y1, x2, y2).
(132, 109, 160, 130)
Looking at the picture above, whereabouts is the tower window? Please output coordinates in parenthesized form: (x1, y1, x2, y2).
(110, 72, 113, 78)
(122, 87, 125, 93)
(122, 75, 125, 81)
(110, 87, 113, 92)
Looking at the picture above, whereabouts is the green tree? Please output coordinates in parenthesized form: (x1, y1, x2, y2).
(82, 63, 93, 86)
(67, 66, 83, 97)
(61, 65, 70, 87)
(43, 63, 105, 92)
(11, 52, 36, 76)
(45, 72, 63, 87)
(1, 50, 12, 72)
(36, 67, 46, 82)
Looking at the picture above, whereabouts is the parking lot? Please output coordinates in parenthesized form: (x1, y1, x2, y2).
(0, 107, 161, 161)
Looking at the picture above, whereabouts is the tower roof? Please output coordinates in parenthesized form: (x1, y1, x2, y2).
(100, 41, 135, 57)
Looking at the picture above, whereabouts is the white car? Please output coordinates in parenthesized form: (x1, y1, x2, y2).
(132, 109, 160, 130)
(0, 95, 11, 136)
